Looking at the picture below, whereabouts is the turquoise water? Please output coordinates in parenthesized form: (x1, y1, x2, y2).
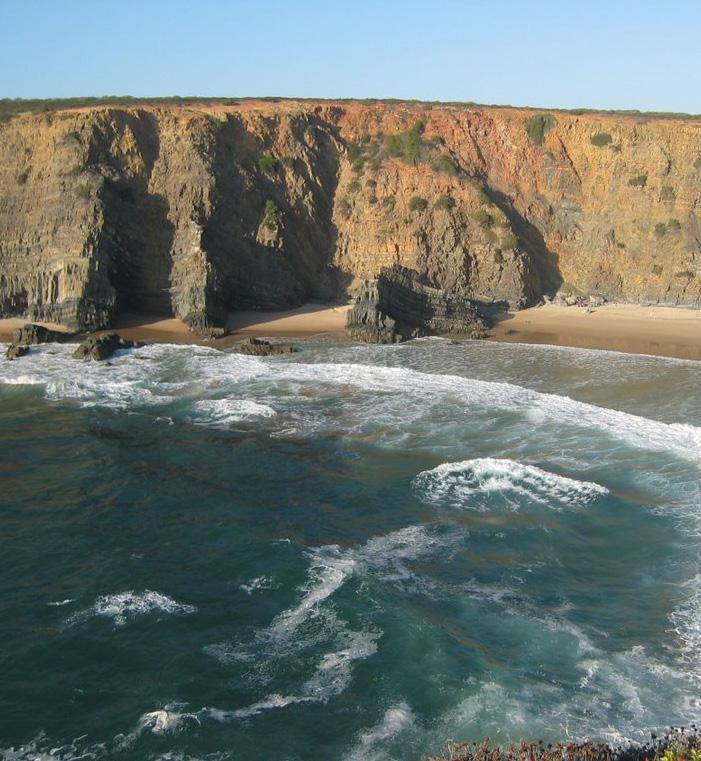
(1, 337, 700, 760)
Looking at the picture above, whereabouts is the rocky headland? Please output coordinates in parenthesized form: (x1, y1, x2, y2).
(1, 98, 701, 339)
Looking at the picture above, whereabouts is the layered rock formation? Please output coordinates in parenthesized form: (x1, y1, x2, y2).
(1, 99, 700, 331)
(347, 265, 487, 343)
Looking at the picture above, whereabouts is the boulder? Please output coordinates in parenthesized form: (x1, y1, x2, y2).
(12, 323, 69, 345)
(347, 265, 487, 343)
(73, 333, 138, 361)
(232, 337, 297, 356)
(5, 343, 29, 360)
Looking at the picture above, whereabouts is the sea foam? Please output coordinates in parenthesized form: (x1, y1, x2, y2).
(67, 590, 196, 627)
(413, 458, 609, 511)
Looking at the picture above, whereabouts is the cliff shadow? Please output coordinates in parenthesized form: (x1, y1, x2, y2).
(94, 110, 176, 317)
(483, 183, 563, 301)
(202, 112, 346, 317)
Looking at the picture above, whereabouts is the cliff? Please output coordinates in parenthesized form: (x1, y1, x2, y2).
(1, 99, 700, 330)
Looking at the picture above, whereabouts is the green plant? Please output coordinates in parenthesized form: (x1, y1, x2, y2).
(408, 196, 428, 212)
(485, 228, 498, 244)
(382, 195, 396, 212)
(404, 120, 425, 164)
(661, 185, 675, 200)
(76, 183, 91, 199)
(501, 232, 519, 249)
(628, 174, 647, 188)
(258, 154, 280, 173)
(652, 263, 663, 276)
(281, 155, 295, 168)
(351, 157, 365, 173)
(431, 154, 458, 175)
(346, 142, 362, 163)
(675, 269, 695, 278)
(526, 113, 556, 145)
(262, 199, 281, 230)
(17, 171, 28, 185)
(590, 132, 612, 147)
(668, 218, 682, 231)
(348, 179, 361, 193)
(366, 178, 377, 189)
(472, 209, 494, 228)
(655, 222, 667, 237)
(337, 197, 351, 218)
(434, 194, 455, 210)
(368, 194, 378, 205)
(368, 157, 382, 171)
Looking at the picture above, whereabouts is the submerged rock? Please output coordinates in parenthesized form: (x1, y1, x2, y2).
(232, 337, 297, 356)
(12, 323, 69, 345)
(5, 343, 29, 360)
(347, 265, 487, 343)
(72, 333, 140, 361)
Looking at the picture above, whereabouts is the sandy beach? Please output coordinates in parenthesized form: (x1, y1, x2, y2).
(3, 301, 701, 361)
(489, 302, 701, 360)
(0, 303, 352, 346)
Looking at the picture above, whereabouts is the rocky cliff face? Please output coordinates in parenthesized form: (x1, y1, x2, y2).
(1, 100, 700, 330)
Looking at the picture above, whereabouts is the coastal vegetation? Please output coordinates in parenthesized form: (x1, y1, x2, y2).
(426, 728, 701, 761)
(258, 153, 280, 173)
(262, 199, 280, 229)
(591, 132, 613, 146)
(526, 113, 556, 145)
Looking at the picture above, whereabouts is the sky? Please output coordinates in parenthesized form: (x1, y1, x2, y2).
(1, 0, 699, 112)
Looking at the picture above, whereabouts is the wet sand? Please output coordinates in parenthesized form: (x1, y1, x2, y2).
(4, 302, 701, 361)
(489, 303, 701, 360)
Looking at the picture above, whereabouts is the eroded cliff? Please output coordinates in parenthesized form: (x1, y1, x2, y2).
(1, 99, 700, 329)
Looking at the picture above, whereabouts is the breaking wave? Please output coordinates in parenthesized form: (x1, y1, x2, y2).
(66, 590, 197, 627)
(413, 458, 609, 511)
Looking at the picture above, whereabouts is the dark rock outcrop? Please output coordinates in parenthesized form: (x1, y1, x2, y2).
(232, 337, 297, 356)
(12, 323, 69, 345)
(347, 265, 487, 343)
(72, 333, 138, 361)
(5, 343, 29, 360)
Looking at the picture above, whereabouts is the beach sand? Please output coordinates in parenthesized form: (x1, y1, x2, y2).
(489, 302, 701, 360)
(0, 303, 351, 346)
(3, 301, 701, 361)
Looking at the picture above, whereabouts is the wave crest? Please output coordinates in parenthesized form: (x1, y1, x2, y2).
(414, 458, 609, 511)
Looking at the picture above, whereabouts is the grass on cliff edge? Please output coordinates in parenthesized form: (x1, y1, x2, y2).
(1, 97, 701, 122)
(425, 727, 701, 761)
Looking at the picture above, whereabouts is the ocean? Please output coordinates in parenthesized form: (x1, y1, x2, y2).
(1, 337, 700, 760)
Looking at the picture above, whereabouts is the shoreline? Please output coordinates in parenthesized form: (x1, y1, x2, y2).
(2, 301, 701, 361)
(488, 302, 701, 361)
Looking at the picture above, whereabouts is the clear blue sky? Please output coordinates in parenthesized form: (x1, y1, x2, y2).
(1, 0, 699, 112)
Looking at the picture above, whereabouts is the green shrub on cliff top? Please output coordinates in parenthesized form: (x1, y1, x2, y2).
(526, 113, 556, 145)
(655, 222, 667, 237)
(76, 183, 91, 199)
(434, 194, 455, 210)
(408, 196, 428, 212)
(651, 264, 663, 276)
(590, 132, 612, 147)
